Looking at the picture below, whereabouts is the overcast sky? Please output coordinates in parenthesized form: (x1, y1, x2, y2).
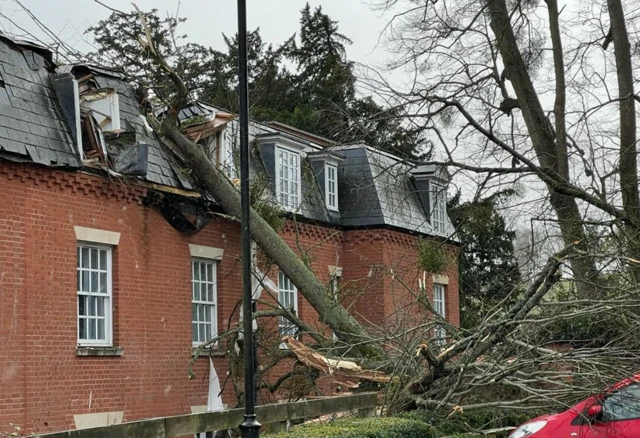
(0, 0, 392, 68)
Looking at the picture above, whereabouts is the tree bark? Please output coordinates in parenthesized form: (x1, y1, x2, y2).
(159, 122, 386, 359)
(487, 0, 599, 298)
(132, 23, 386, 359)
(606, 0, 640, 283)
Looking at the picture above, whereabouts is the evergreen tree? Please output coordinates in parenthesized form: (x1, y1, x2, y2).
(447, 191, 522, 328)
(86, 10, 217, 103)
(85, 4, 426, 159)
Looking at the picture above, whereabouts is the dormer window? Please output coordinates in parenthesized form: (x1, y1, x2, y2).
(257, 132, 309, 211)
(412, 164, 450, 234)
(431, 183, 446, 233)
(183, 110, 236, 178)
(276, 146, 301, 210)
(214, 129, 236, 178)
(325, 164, 338, 211)
(308, 150, 343, 213)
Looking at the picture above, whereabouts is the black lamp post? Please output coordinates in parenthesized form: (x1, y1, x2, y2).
(237, 0, 261, 437)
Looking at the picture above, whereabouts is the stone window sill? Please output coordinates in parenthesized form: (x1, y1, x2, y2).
(191, 347, 226, 357)
(76, 346, 123, 357)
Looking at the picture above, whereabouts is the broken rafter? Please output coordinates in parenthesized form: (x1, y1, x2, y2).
(183, 113, 236, 143)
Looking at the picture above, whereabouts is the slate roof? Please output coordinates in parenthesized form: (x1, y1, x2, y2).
(0, 36, 80, 167)
(176, 104, 335, 224)
(0, 36, 453, 239)
(174, 102, 455, 237)
(335, 145, 455, 237)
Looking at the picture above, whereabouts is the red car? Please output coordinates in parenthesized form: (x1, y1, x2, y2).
(509, 374, 640, 438)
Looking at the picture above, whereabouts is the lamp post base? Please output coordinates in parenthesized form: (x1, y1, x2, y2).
(240, 414, 261, 438)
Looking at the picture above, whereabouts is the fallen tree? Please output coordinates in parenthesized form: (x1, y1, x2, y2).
(102, 2, 640, 416)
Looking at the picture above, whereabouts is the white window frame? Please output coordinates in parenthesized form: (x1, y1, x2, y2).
(191, 258, 218, 347)
(329, 274, 340, 341)
(276, 146, 301, 210)
(77, 243, 113, 347)
(325, 163, 338, 211)
(278, 271, 299, 340)
(431, 183, 446, 233)
(219, 129, 237, 178)
(433, 283, 446, 344)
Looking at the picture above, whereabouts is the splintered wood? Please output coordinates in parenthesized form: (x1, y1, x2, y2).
(282, 336, 390, 383)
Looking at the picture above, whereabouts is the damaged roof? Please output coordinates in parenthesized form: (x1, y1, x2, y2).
(0, 33, 192, 189)
(0, 35, 80, 167)
(0, 35, 453, 239)
(178, 101, 454, 237)
(88, 71, 192, 189)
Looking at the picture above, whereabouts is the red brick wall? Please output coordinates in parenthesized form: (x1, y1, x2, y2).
(0, 163, 239, 434)
(0, 162, 459, 435)
(342, 229, 459, 330)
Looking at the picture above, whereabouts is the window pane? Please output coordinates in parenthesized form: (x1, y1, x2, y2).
(99, 250, 107, 270)
(90, 248, 99, 269)
(205, 322, 211, 341)
(192, 304, 197, 321)
(78, 295, 86, 316)
(603, 384, 640, 421)
(79, 318, 86, 339)
(81, 247, 90, 268)
(90, 272, 98, 293)
(199, 324, 205, 343)
(207, 264, 213, 282)
(192, 323, 198, 341)
(199, 304, 205, 322)
(198, 283, 205, 302)
(77, 246, 81, 268)
(193, 262, 200, 281)
(200, 263, 206, 281)
(97, 297, 105, 317)
(204, 305, 211, 324)
(99, 273, 107, 293)
(88, 296, 96, 316)
(193, 281, 199, 301)
(97, 319, 105, 340)
(88, 318, 96, 340)
(77, 269, 81, 291)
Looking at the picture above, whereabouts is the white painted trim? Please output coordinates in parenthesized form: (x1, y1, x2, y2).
(275, 146, 302, 211)
(258, 133, 316, 153)
(433, 284, 446, 315)
(77, 244, 113, 347)
(329, 265, 343, 277)
(189, 244, 224, 260)
(74, 411, 123, 430)
(432, 274, 449, 285)
(72, 78, 83, 159)
(278, 271, 299, 348)
(307, 152, 343, 166)
(74, 226, 120, 246)
(191, 259, 218, 346)
(325, 163, 339, 211)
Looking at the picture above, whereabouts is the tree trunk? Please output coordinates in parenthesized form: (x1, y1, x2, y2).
(159, 122, 386, 359)
(487, 0, 599, 298)
(607, 0, 640, 283)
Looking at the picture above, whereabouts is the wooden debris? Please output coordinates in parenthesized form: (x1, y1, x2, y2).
(283, 336, 391, 383)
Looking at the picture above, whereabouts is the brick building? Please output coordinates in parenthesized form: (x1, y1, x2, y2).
(0, 36, 459, 435)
